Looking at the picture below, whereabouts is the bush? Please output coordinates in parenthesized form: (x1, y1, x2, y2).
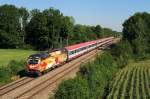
(95, 52, 116, 67)
(55, 76, 89, 99)
(0, 60, 26, 85)
(55, 52, 117, 99)
(0, 66, 11, 85)
(79, 53, 117, 98)
(111, 40, 133, 67)
(8, 60, 26, 75)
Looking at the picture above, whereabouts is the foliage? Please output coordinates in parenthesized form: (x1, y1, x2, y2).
(55, 52, 117, 99)
(25, 11, 49, 50)
(0, 60, 26, 85)
(110, 40, 133, 67)
(55, 76, 89, 99)
(0, 5, 28, 48)
(122, 12, 150, 57)
(8, 60, 26, 75)
(0, 66, 11, 85)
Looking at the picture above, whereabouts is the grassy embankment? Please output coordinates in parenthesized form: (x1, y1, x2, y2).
(0, 49, 36, 85)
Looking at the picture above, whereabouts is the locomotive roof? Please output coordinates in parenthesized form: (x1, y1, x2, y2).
(29, 52, 49, 59)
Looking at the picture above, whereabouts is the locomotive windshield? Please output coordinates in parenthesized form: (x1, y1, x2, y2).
(28, 58, 39, 64)
(28, 53, 49, 64)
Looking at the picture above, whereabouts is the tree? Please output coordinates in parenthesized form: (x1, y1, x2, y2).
(19, 7, 29, 43)
(122, 12, 150, 56)
(26, 8, 75, 50)
(25, 12, 49, 50)
(43, 8, 65, 48)
(93, 25, 102, 37)
(0, 5, 23, 48)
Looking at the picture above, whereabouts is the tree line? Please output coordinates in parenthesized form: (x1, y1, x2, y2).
(0, 4, 120, 50)
(112, 12, 150, 64)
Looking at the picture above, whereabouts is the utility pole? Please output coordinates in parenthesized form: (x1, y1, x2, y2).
(66, 36, 69, 46)
(19, 17, 24, 44)
(55, 37, 63, 48)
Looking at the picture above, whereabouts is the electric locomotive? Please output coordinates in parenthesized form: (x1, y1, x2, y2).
(27, 49, 68, 75)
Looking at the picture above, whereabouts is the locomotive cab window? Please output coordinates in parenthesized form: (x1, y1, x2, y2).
(28, 58, 39, 64)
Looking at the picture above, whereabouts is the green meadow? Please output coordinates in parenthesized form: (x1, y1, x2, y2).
(0, 49, 36, 66)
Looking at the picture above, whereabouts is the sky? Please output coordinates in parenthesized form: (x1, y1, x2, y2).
(0, 0, 150, 32)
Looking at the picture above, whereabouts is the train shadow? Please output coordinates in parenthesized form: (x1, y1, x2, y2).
(17, 70, 27, 77)
(17, 70, 39, 78)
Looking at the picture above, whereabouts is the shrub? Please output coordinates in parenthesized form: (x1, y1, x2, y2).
(55, 52, 117, 99)
(0, 60, 26, 85)
(111, 40, 133, 68)
(8, 60, 26, 75)
(55, 76, 89, 99)
(95, 52, 116, 68)
(0, 66, 11, 85)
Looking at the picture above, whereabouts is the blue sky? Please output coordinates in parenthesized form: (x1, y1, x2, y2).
(0, 0, 150, 31)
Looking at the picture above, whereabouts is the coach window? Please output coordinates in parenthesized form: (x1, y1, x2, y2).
(79, 48, 81, 52)
(82, 47, 84, 50)
(74, 50, 76, 53)
(78, 49, 80, 52)
(72, 50, 74, 54)
(76, 50, 78, 53)
(83, 47, 85, 50)
(69, 51, 73, 55)
(80, 48, 82, 51)
(69, 52, 71, 55)
(69, 51, 71, 55)
(76, 49, 78, 52)
(72, 50, 75, 54)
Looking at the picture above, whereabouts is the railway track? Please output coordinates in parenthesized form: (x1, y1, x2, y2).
(0, 77, 34, 96)
(0, 49, 98, 99)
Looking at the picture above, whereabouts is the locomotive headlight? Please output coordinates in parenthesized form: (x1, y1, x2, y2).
(28, 64, 39, 69)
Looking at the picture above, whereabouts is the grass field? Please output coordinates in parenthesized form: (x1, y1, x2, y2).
(106, 60, 150, 99)
(0, 49, 37, 66)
